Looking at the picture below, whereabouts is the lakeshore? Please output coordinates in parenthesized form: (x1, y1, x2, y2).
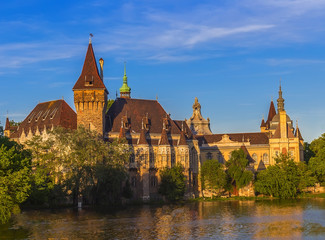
(1, 197, 325, 240)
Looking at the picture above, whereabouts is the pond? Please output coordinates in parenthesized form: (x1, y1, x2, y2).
(1, 198, 325, 239)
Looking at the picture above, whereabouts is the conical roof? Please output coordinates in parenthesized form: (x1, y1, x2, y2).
(73, 42, 106, 90)
(159, 123, 169, 145)
(266, 101, 276, 125)
(178, 123, 187, 146)
(260, 118, 266, 128)
(5, 117, 10, 130)
(295, 127, 303, 140)
(138, 121, 148, 145)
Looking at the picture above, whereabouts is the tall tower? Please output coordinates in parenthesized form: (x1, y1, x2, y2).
(73, 37, 108, 135)
(119, 62, 131, 98)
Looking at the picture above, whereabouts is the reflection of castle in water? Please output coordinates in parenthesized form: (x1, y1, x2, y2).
(8, 200, 325, 239)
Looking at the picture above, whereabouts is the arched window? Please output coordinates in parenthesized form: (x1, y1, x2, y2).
(217, 153, 224, 164)
(263, 153, 269, 164)
(206, 152, 212, 160)
(129, 153, 135, 163)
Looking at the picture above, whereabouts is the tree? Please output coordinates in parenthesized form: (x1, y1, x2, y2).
(159, 164, 186, 201)
(26, 127, 130, 206)
(225, 149, 253, 195)
(0, 121, 3, 136)
(304, 142, 315, 164)
(0, 136, 32, 224)
(309, 133, 325, 185)
(200, 159, 227, 196)
(255, 153, 315, 198)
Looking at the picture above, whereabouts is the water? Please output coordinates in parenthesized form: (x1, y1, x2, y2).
(1, 198, 325, 239)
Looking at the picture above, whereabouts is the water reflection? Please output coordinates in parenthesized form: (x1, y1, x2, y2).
(1, 199, 324, 239)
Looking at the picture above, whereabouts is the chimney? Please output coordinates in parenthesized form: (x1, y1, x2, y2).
(99, 58, 104, 81)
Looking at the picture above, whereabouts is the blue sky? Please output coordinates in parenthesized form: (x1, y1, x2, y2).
(1, 0, 325, 142)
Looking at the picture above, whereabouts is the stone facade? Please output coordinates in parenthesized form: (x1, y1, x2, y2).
(187, 97, 212, 135)
(5, 39, 305, 201)
(73, 89, 107, 134)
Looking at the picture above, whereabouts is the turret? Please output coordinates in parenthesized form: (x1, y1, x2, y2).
(120, 62, 131, 98)
(73, 36, 108, 135)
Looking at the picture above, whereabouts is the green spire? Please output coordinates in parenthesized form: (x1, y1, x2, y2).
(120, 62, 131, 98)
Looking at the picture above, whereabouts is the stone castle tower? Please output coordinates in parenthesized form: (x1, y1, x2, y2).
(73, 38, 108, 135)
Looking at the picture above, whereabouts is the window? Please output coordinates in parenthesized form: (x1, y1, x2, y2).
(131, 176, 136, 187)
(171, 153, 175, 165)
(217, 153, 224, 164)
(263, 153, 269, 165)
(129, 154, 135, 163)
(150, 176, 157, 187)
(206, 152, 212, 160)
(150, 152, 155, 163)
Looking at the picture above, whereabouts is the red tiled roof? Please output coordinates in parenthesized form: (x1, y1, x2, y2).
(266, 101, 276, 128)
(195, 132, 269, 145)
(173, 120, 193, 139)
(178, 130, 187, 145)
(295, 127, 303, 140)
(272, 123, 295, 138)
(138, 127, 148, 145)
(260, 118, 266, 128)
(72, 43, 106, 90)
(5, 117, 10, 130)
(10, 100, 77, 139)
(106, 98, 183, 135)
(159, 127, 169, 145)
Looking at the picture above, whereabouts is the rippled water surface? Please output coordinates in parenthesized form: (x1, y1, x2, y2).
(1, 198, 325, 239)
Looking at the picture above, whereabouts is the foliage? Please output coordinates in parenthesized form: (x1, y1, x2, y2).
(0, 121, 3, 136)
(200, 159, 227, 195)
(26, 127, 130, 206)
(304, 142, 315, 164)
(9, 120, 21, 127)
(225, 149, 253, 194)
(159, 164, 186, 201)
(255, 153, 315, 198)
(106, 99, 115, 113)
(308, 133, 325, 184)
(0, 136, 32, 224)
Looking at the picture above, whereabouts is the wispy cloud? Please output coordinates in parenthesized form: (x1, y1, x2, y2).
(266, 58, 325, 66)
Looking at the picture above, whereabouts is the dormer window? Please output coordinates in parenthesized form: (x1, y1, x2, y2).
(35, 111, 43, 122)
(50, 108, 58, 119)
(85, 75, 94, 86)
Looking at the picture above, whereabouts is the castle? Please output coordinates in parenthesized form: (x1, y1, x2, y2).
(4, 39, 304, 200)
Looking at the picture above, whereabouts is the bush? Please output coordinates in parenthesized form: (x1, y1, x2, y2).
(159, 164, 186, 201)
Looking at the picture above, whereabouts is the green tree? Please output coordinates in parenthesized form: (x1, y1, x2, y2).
(26, 127, 130, 206)
(255, 153, 315, 198)
(159, 164, 186, 201)
(309, 133, 325, 185)
(225, 149, 253, 195)
(304, 142, 315, 164)
(0, 121, 3, 136)
(200, 159, 227, 196)
(0, 136, 32, 224)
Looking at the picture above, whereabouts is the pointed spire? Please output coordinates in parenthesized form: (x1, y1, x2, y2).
(73, 38, 106, 90)
(260, 117, 266, 128)
(178, 122, 187, 146)
(5, 117, 10, 130)
(266, 101, 276, 124)
(119, 62, 131, 98)
(119, 118, 126, 139)
(277, 80, 285, 112)
(295, 120, 303, 140)
(159, 121, 169, 145)
(138, 119, 148, 145)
